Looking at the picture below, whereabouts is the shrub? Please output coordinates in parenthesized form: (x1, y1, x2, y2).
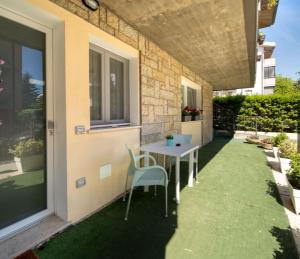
(10, 138, 43, 158)
(288, 153, 300, 189)
(278, 139, 297, 159)
(272, 133, 288, 147)
(213, 94, 300, 133)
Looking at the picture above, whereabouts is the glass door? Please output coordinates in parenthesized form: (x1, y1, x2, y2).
(0, 15, 48, 230)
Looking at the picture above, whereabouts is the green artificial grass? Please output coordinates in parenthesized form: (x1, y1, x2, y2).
(36, 138, 298, 259)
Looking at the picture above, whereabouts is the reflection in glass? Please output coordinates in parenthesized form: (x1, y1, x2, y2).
(110, 58, 124, 120)
(0, 16, 46, 230)
(89, 49, 102, 123)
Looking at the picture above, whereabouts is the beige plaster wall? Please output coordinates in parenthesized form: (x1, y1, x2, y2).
(25, 0, 213, 223)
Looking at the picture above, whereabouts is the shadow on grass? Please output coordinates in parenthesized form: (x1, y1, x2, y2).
(270, 226, 298, 259)
(36, 137, 231, 259)
(266, 180, 283, 206)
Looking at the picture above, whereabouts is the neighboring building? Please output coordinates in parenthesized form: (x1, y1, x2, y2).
(0, 0, 278, 255)
(214, 42, 276, 97)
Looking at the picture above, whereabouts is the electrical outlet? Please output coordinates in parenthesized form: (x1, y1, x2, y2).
(76, 177, 86, 188)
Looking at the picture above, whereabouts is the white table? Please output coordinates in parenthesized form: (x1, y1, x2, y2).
(140, 141, 199, 204)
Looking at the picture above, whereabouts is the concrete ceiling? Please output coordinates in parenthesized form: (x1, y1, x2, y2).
(102, 0, 258, 90)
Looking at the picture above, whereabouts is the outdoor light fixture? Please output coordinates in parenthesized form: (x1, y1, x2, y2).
(82, 0, 100, 11)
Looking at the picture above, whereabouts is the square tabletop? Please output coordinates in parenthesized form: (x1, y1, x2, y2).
(140, 141, 199, 157)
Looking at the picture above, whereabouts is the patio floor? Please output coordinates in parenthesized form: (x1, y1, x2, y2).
(35, 138, 298, 259)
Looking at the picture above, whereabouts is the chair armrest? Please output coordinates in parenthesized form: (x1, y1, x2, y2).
(135, 154, 157, 165)
(137, 165, 168, 178)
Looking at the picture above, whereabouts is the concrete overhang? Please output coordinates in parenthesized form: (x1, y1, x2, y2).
(259, 0, 279, 28)
(263, 42, 276, 59)
(102, 0, 258, 90)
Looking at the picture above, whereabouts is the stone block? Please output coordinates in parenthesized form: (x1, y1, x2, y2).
(99, 22, 115, 36)
(89, 9, 100, 26)
(141, 123, 163, 136)
(106, 9, 119, 30)
(99, 6, 106, 23)
(119, 20, 138, 42)
(50, 0, 68, 8)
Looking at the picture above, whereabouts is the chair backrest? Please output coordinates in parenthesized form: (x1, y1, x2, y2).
(125, 145, 137, 176)
(173, 134, 192, 144)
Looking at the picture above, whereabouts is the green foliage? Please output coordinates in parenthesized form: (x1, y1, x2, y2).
(166, 135, 173, 140)
(267, 0, 278, 9)
(10, 138, 43, 158)
(213, 94, 300, 133)
(278, 139, 297, 159)
(288, 153, 300, 189)
(272, 133, 288, 147)
(275, 75, 299, 95)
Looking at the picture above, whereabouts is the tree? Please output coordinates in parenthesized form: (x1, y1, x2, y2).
(274, 75, 299, 95)
(296, 71, 300, 89)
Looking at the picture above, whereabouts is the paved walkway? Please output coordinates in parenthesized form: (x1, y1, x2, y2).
(265, 149, 300, 258)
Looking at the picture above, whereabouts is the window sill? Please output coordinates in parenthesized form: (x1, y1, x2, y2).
(88, 125, 141, 134)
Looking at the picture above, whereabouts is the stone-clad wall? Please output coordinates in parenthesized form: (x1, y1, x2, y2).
(50, 0, 213, 145)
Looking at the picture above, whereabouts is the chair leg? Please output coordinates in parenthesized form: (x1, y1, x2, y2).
(124, 187, 134, 221)
(123, 174, 129, 201)
(165, 184, 168, 218)
(169, 160, 172, 181)
(154, 185, 157, 196)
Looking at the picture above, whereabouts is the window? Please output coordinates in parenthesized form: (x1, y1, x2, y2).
(89, 44, 129, 127)
(181, 79, 201, 109)
(182, 86, 198, 108)
(187, 87, 197, 107)
(264, 66, 275, 79)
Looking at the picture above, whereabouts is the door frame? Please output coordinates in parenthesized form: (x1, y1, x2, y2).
(0, 7, 54, 240)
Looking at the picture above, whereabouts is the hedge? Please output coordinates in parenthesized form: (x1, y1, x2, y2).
(213, 94, 300, 133)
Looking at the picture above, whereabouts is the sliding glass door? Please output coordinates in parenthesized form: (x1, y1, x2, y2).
(0, 15, 48, 230)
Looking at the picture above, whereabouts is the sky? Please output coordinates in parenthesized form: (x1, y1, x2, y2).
(22, 46, 44, 94)
(262, 0, 300, 80)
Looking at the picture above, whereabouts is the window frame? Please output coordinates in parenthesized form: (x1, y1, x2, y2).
(264, 66, 275, 79)
(89, 43, 130, 128)
(181, 77, 203, 110)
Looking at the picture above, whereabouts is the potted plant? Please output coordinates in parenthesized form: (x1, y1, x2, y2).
(260, 138, 273, 150)
(10, 138, 44, 173)
(245, 135, 260, 144)
(272, 132, 288, 161)
(257, 32, 265, 45)
(287, 153, 300, 214)
(278, 139, 296, 174)
(182, 106, 192, 122)
(267, 0, 278, 9)
(166, 135, 174, 147)
(190, 108, 201, 121)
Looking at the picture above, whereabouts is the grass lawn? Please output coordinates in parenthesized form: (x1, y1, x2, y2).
(36, 138, 297, 259)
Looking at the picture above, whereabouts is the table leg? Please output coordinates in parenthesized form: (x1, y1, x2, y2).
(188, 151, 194, 187)
(195, 149, 199, 184)
(144, 151, 149, 192)
(175, 156, 180, 204)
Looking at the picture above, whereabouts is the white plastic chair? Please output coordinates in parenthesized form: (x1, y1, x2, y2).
(168, 134, 199, 183)
(123, 146, 168, 221)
